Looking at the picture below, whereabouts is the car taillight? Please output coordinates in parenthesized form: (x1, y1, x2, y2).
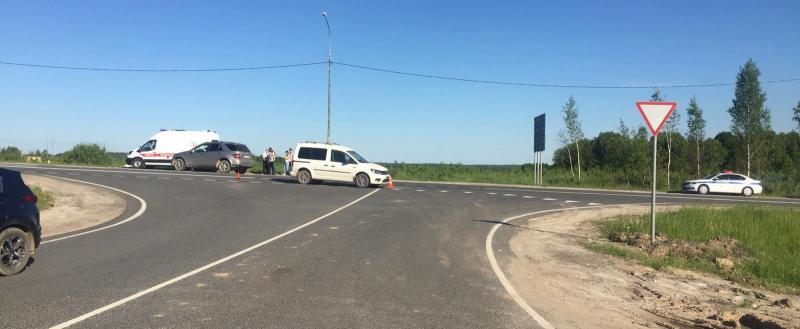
(232, 153, 241, 159)
(21, 194, 38, 203)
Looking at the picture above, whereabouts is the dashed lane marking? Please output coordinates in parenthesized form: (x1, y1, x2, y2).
(503, 194, 516, 197)
(588, 202, 603, 206)
(137, 176, 149, 179)
(439, 190, 449, 193)
(565, 200, 578, 203)
(204, 179, 216, 182)
(249, 181, 262, 184)
(157, 177, 171, 180)
(543, 198, 557, 201)
(463, 191, 473, 194)
(416, 189, 425, 192)
(523, 196, 535, 199)
(488, 192, 498, 195)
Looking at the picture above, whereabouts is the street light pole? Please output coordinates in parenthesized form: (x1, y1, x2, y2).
(322, 12, 332, 144)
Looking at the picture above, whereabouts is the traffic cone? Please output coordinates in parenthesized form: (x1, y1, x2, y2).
(235, 171, 241, 180)
(386, 176, 395, 190)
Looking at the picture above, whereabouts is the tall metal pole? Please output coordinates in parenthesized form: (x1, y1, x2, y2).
(651, 135, 657, 244)
(322, 12, 332, 144)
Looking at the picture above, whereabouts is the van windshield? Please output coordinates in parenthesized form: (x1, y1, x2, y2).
(347, 151, 368, 163)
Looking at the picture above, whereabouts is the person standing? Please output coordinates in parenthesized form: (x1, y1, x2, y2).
(261, 148, 269, 175)
(266, 147, 277, 175)
(284, 149, 293, 176)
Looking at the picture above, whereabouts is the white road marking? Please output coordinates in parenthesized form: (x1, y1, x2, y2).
(522, 196, 535, 199)
(484, 204, 648, 329)
(137, 176, 149, 179)
(40, 176, 147, 245)
(416, 189, 425, 192)
(157, 177, 171, 180)
(488, 192, 497, 195)
(249, 181, 262, 184)
(503, 194, 516, 197)
(113, 175, 124, 178)
(228, 180, 240, 183)
(463, 191, 473, 194)
(439, 190, 449, 193)
(49, 189, 380, 329)
(588, 202, 603, 206)
(543, 198, 557, 201)
(565, 200, 578, 203)
(0, 164, 258, 181)
(204, 179, 216, 182)
(484, 187, 800, 205)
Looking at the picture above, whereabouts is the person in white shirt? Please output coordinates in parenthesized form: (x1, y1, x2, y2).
(261, 148, 269, 175)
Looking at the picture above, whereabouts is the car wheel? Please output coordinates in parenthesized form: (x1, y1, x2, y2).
(742, 187, 754, 197)
(0, 228, 31, 276)
(132, 157, 145, 169)
(173, 158, 186, 171)
(218, 160, 232, 173)
(297, 169, 312, 184)
(354, 173, 371, 188)
(698, 185, 709, 195)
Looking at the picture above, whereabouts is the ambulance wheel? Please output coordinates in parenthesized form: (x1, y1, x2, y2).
(132, 158, 145, 169)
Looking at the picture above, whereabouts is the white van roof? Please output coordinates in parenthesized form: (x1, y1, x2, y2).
(295, 142, 353, 152)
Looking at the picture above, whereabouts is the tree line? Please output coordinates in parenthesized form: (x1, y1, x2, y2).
(555, 59, 800, 195)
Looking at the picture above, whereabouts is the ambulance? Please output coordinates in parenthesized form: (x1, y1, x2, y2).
(125, 130, 219, 169)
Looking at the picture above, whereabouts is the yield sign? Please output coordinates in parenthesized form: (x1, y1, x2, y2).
(636, 101, 678, 136)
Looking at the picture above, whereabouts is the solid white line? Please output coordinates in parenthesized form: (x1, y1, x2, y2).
(40, 176, 147, 245)
(49, 189, 380, 329)
(485, 204, 646, 329)
(1, 164, 258, 180)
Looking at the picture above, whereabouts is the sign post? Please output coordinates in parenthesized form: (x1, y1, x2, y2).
(533, 114, 546, 185)
(635, 101, 677, 244)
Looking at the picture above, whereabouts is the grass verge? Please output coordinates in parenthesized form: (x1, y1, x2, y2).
(29, 185, 55, 211)
(586, 206, 800, 294)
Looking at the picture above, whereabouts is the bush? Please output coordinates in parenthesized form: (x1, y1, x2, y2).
(61, 143, 113, 166)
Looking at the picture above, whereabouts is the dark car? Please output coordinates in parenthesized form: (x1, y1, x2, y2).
(171, 141, 254, 173)
(0, 168, 41, 276)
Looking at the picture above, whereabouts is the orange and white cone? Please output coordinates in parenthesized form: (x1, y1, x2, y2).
(386, 176, 395, 190)
(235, 170, 241, 180)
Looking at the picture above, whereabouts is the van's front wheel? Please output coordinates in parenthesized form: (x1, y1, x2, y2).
(355, 173, 371, 188)
(132, 158, 145, 169)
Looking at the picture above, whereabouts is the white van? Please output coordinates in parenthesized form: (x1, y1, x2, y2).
(126, 130, 219, 169)
(291, 142, 391, 188)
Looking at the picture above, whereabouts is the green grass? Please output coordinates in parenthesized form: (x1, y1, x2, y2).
(29, 185, 55, 211)
(591, 206, 800, 293)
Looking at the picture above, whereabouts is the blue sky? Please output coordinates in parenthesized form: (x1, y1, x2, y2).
(1, 1, 798, 164)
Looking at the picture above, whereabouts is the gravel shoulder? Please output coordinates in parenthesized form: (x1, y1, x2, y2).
(506, 205, 800, 329)
(22, 174, 126, 237)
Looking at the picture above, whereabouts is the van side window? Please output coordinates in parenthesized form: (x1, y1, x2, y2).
(331, 150, 350, 164)
(297, 147, 327, 161)
(139, 140, 157, 152)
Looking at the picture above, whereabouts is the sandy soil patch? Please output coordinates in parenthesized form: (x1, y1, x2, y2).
(506, 205, 799, 329)
(23, 174, 126, 237)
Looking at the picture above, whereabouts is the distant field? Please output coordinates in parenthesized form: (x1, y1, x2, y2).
(588, 206, 800, 293)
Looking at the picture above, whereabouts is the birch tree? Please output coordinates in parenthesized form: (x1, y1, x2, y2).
(686, 96, 706, 176)
(562, 96, 584, 181)
(793, 101, 800, 131)
(558, 130, 574, 177)
(728, 59, 770, 176)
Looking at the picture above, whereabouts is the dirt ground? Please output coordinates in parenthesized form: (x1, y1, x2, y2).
(23, 174, 126, 237)
(506, 205, 800, 329)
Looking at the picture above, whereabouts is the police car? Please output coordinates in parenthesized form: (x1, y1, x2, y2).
(682, 171, 763, 196)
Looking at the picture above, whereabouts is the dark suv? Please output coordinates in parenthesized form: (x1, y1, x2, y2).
(172, 141, 254, 173)
(0, 168, 41, 276)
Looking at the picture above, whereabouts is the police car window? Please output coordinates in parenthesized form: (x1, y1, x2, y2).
(730, 175, 746, 181)
(139, 140, 157, 152)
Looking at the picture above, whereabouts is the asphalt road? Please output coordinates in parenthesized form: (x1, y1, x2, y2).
(1, 164, 798, 329)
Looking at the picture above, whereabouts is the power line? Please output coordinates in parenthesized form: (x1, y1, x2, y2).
(0, 60, 327, 72)
(334, 61, 800, 89)
(2, 59, 799, 88)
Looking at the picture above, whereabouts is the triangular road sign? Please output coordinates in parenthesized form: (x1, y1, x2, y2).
(636, 101, 678, 136)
